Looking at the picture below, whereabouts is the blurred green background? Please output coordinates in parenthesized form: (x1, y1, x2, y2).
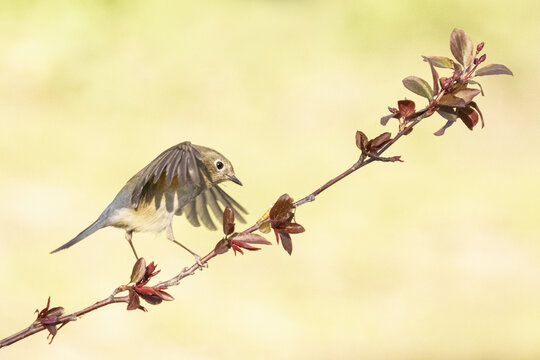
(1, 0, 539, 359)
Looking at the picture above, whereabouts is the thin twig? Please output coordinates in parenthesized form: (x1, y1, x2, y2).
(0, 29, 509, 349)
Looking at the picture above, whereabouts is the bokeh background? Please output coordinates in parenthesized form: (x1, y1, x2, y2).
(1, 0, 539, 359)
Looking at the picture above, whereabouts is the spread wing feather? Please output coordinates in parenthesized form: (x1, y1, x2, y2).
(183, 199, 201, 227)
(187, 152, 200, 186)
(131, 142, 205, 208)
(176, 184, 247, 230)
(166, 151, 182, 186)
(195, 191, 215, 230)
(130, 141, 246, 231)
(206, 188, 224, 220)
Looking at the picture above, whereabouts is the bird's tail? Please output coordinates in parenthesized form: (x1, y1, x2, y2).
(50, 217, 106, 254)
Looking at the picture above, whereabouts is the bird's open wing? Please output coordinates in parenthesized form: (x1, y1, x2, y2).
(130, 141, 208, 209)
(176, 185, 247, 230)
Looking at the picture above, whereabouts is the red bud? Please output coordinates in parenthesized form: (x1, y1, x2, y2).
(476, 42, 484, 52)
(478, 54, 486, 64)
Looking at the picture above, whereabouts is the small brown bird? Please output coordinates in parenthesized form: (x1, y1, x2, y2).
(51, 141, 246, 261)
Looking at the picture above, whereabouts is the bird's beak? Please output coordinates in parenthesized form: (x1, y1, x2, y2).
(229, 175, 243, 186)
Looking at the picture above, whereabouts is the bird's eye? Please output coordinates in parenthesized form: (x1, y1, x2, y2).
(215, 160, 224, 170)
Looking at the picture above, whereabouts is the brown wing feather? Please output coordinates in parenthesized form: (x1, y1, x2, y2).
(212, 185, 247, 223)
(131, 141, 205, 208)
(166, 151, 182, 186)
(175, 184, 247, 230)
(195, 190, 216, 230)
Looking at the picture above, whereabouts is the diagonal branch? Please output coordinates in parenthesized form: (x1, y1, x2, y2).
(0, 28, 512, 349)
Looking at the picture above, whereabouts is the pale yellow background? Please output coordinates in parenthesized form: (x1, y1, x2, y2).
(1, 1, 539, 359)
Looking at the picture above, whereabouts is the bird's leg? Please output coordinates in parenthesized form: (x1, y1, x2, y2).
(166, 225, 204, 268)
(125, 230, 139, 260)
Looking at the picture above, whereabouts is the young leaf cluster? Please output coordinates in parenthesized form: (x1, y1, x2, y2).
(382, 28, 512, 136)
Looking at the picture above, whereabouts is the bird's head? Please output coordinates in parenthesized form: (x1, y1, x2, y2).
(195, 145, 242, 186)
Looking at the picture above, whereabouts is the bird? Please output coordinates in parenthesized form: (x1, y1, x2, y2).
(51, 141, 246, 262)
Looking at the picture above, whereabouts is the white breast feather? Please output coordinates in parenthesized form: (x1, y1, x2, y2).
(109, 205, 175, 233)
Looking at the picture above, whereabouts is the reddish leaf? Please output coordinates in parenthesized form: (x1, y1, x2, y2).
(155, 289, 175, 301)
(237, 242, 262, 251)
(214, 238, 230, 255)
(231, 244, 244, 255)
(423, 57, 440, 94)
(127, 288, 140, 311)
(279, 232, 293, 255)
(45, 307, 64, 318)
(355, 130, 368, 151)
(402, 76, 433, 100)
(139, 293, 163, 305)
(269, 194, 294, 224)
(45, 324, 57, 337)
(437, 106, 457, 120)
(145, 262, 160, 280)
(230, 239, 262, 252)
(135, 286, 155, 296)
(380, 113, 397, 126)
(434, 119, 455, 136)
(36, 297, 51, 320)
(434, 106, 460, 136)
(233, 233, 272, 245)
(397, 100, 415, 119)
(475, 64, 513, 77)
(280, 223, 306, 234)
(130, 257, 147, 284)
(457, 107, 480, 130)
(439, 93, 466, 107)
(36, 297, 64, 326)
(450, 28, 474, 67)
(222, 207, 235, 236)
(453, 88, 481, 104)
(367, 132, 392, 152)
(422, 55, 456, 69)
(469, 101, 485, 128)
(40, 316, 61, 326)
